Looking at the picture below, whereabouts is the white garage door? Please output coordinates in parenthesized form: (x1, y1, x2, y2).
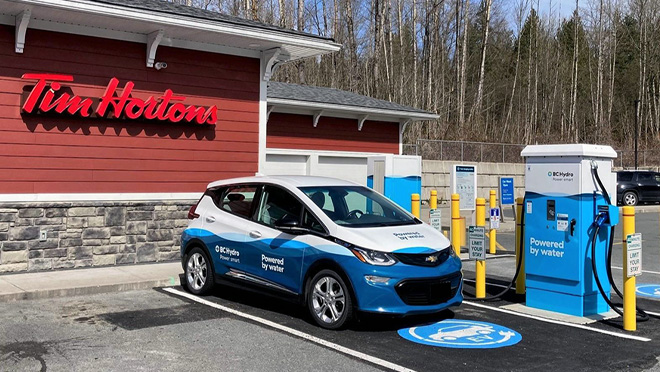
(263, 154, 308, 175)
(316, 156, 367, 185)
(264, 150, 379, 185)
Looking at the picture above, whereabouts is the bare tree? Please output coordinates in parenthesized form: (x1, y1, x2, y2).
(468, 0, 493, 124)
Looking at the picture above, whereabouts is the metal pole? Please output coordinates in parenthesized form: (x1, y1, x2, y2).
(476, 198, 486, 298)
(461, 142, 464, 161)
(451, 194, 461, 257)
(622, 206, 636, 331)
(515, 198, 525, 294)
(634, 100, 640, 170)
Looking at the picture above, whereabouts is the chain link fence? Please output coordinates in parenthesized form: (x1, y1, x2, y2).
(403, 140, 526, 163)
(403, 139, 658, 168)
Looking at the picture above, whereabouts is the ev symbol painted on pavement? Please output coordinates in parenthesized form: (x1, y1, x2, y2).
(636, 284, 660, 299)
(398, 319, 522, 348)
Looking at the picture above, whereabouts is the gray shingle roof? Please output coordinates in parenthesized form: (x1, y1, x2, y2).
(89, 0, 334, 42)
(267, 82, 433, 115)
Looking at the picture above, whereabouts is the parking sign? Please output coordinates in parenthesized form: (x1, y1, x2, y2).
(500, 177, 514, 205)
(468, 226, 486, 260)
(490, 208, 500, 229)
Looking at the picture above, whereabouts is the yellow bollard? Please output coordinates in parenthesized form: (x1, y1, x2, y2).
(489, 190, 497, 254)
(459, 217, 466, 247)
(515, 197, 525, 294)
(451, 194, 461, 256)
(411, 194, 420, 218)
(476, 197, 486, 298)
(622, 206, 636, 331)
(430, 190, 438, 210)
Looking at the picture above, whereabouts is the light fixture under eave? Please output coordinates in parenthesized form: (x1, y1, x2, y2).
(249, 43, 261, 48)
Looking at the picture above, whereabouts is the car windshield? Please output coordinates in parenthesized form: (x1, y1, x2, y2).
(299, 185, 419, 228)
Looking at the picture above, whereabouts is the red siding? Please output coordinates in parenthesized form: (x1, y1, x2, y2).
(267, 113, 399, 154)
(0, 26, 260, 194)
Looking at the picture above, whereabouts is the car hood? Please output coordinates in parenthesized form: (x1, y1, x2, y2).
(334, 222, 451, 254)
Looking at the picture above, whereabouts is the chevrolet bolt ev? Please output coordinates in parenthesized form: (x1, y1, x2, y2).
(181, 176, 462, 329)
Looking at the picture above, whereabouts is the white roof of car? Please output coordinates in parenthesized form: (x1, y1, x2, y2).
(207, 175, 360, 189)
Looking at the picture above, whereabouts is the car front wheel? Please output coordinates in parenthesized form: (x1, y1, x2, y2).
(307, 270, 353, 329)
(622, 191, 638, 206)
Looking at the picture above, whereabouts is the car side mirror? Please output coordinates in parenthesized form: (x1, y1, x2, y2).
(274, 215, 307, 234)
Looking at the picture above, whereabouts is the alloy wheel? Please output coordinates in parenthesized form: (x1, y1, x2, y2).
(186, 252, 207, 291)
(311, 276, 346, 325)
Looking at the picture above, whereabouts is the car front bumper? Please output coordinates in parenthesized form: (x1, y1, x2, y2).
(339, 255, 463, 315)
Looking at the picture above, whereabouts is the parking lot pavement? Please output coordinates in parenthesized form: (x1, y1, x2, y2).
(3, 206, 660, 371)
(6, 281, 660, 372)
(0, 289, 382, 372)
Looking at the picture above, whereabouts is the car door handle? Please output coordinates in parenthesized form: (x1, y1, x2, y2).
(205, 216, 216, 223)
(249, 231, 262, 239)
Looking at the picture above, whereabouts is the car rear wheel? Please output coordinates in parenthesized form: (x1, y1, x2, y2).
(307, 270, 353, 329)
(184, 247, 214, 295)
(622, 191, 638, 206)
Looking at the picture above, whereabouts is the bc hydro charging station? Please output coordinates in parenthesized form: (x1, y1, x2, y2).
(521, 144, 618, 317)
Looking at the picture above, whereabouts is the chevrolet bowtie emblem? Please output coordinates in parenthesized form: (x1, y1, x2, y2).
(426, 255, 438, 263)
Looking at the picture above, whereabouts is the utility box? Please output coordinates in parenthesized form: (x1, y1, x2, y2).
(367, 155, 422, 212)
(521, 144, 618, 317)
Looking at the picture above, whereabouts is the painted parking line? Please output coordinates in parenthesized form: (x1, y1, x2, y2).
(461, 254, 516, 261)
(463, 301, 651, 342)
(463, 278, 513, 289)
(484, 231, 509, 251)
(163, 287, 415, 372)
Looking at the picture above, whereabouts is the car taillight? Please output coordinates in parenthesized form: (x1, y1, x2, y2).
(188, 204, 200, 220)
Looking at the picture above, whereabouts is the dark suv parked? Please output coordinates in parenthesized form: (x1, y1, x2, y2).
(617, 170, 660, 206)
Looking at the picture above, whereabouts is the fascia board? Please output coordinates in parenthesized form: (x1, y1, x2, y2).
(10, 0, 341, 54)
(267, 98, 440, 121)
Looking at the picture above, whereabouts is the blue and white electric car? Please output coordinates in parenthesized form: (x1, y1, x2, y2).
(181, 176, 462, 329)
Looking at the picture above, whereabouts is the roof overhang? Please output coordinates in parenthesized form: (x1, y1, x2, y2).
(267, 98, 440, 124)
(0, 0, 341, 65)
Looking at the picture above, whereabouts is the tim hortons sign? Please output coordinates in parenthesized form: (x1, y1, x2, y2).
(21, 73, 217, 125)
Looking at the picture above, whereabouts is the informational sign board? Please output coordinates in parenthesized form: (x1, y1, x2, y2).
(489, 208, 500, 229)
(429, 209, 442, 232)
(626, 233, 642, 277)
(468, 226, 486, 260)
(450, 165, 477, 211)
(499, 177, 515, 205)
(556, 213, 569, 232)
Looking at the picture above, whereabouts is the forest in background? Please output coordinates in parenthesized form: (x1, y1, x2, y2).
(171, 0, 659, 152)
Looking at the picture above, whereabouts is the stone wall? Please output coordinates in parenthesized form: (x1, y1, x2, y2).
(422, 160, 525, 203)
(0, 200, 195, 273)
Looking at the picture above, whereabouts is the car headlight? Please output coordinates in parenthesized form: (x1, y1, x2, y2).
(350, 246, 398, 266)
(447, 245, 458, 258)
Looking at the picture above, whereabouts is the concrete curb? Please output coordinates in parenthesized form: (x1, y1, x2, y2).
(0, 277, 179, 302)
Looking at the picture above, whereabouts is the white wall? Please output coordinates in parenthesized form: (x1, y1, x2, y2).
(422, 160, 525, 203)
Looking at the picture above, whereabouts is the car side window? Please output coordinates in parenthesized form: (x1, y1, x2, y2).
(655, 174, 660, 183)
(221, 185, 258, 218)
(638, 173, 653, 182)
(205, 187, 227, 208)
(617, 173, 633, 182)
(302, 209, 326, 233)
(256, 186, 303, 228)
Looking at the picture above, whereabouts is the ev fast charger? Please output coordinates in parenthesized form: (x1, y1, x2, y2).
(521, 144, 618, 317)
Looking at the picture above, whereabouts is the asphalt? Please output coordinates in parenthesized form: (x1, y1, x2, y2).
(2, 205, 660, 371)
